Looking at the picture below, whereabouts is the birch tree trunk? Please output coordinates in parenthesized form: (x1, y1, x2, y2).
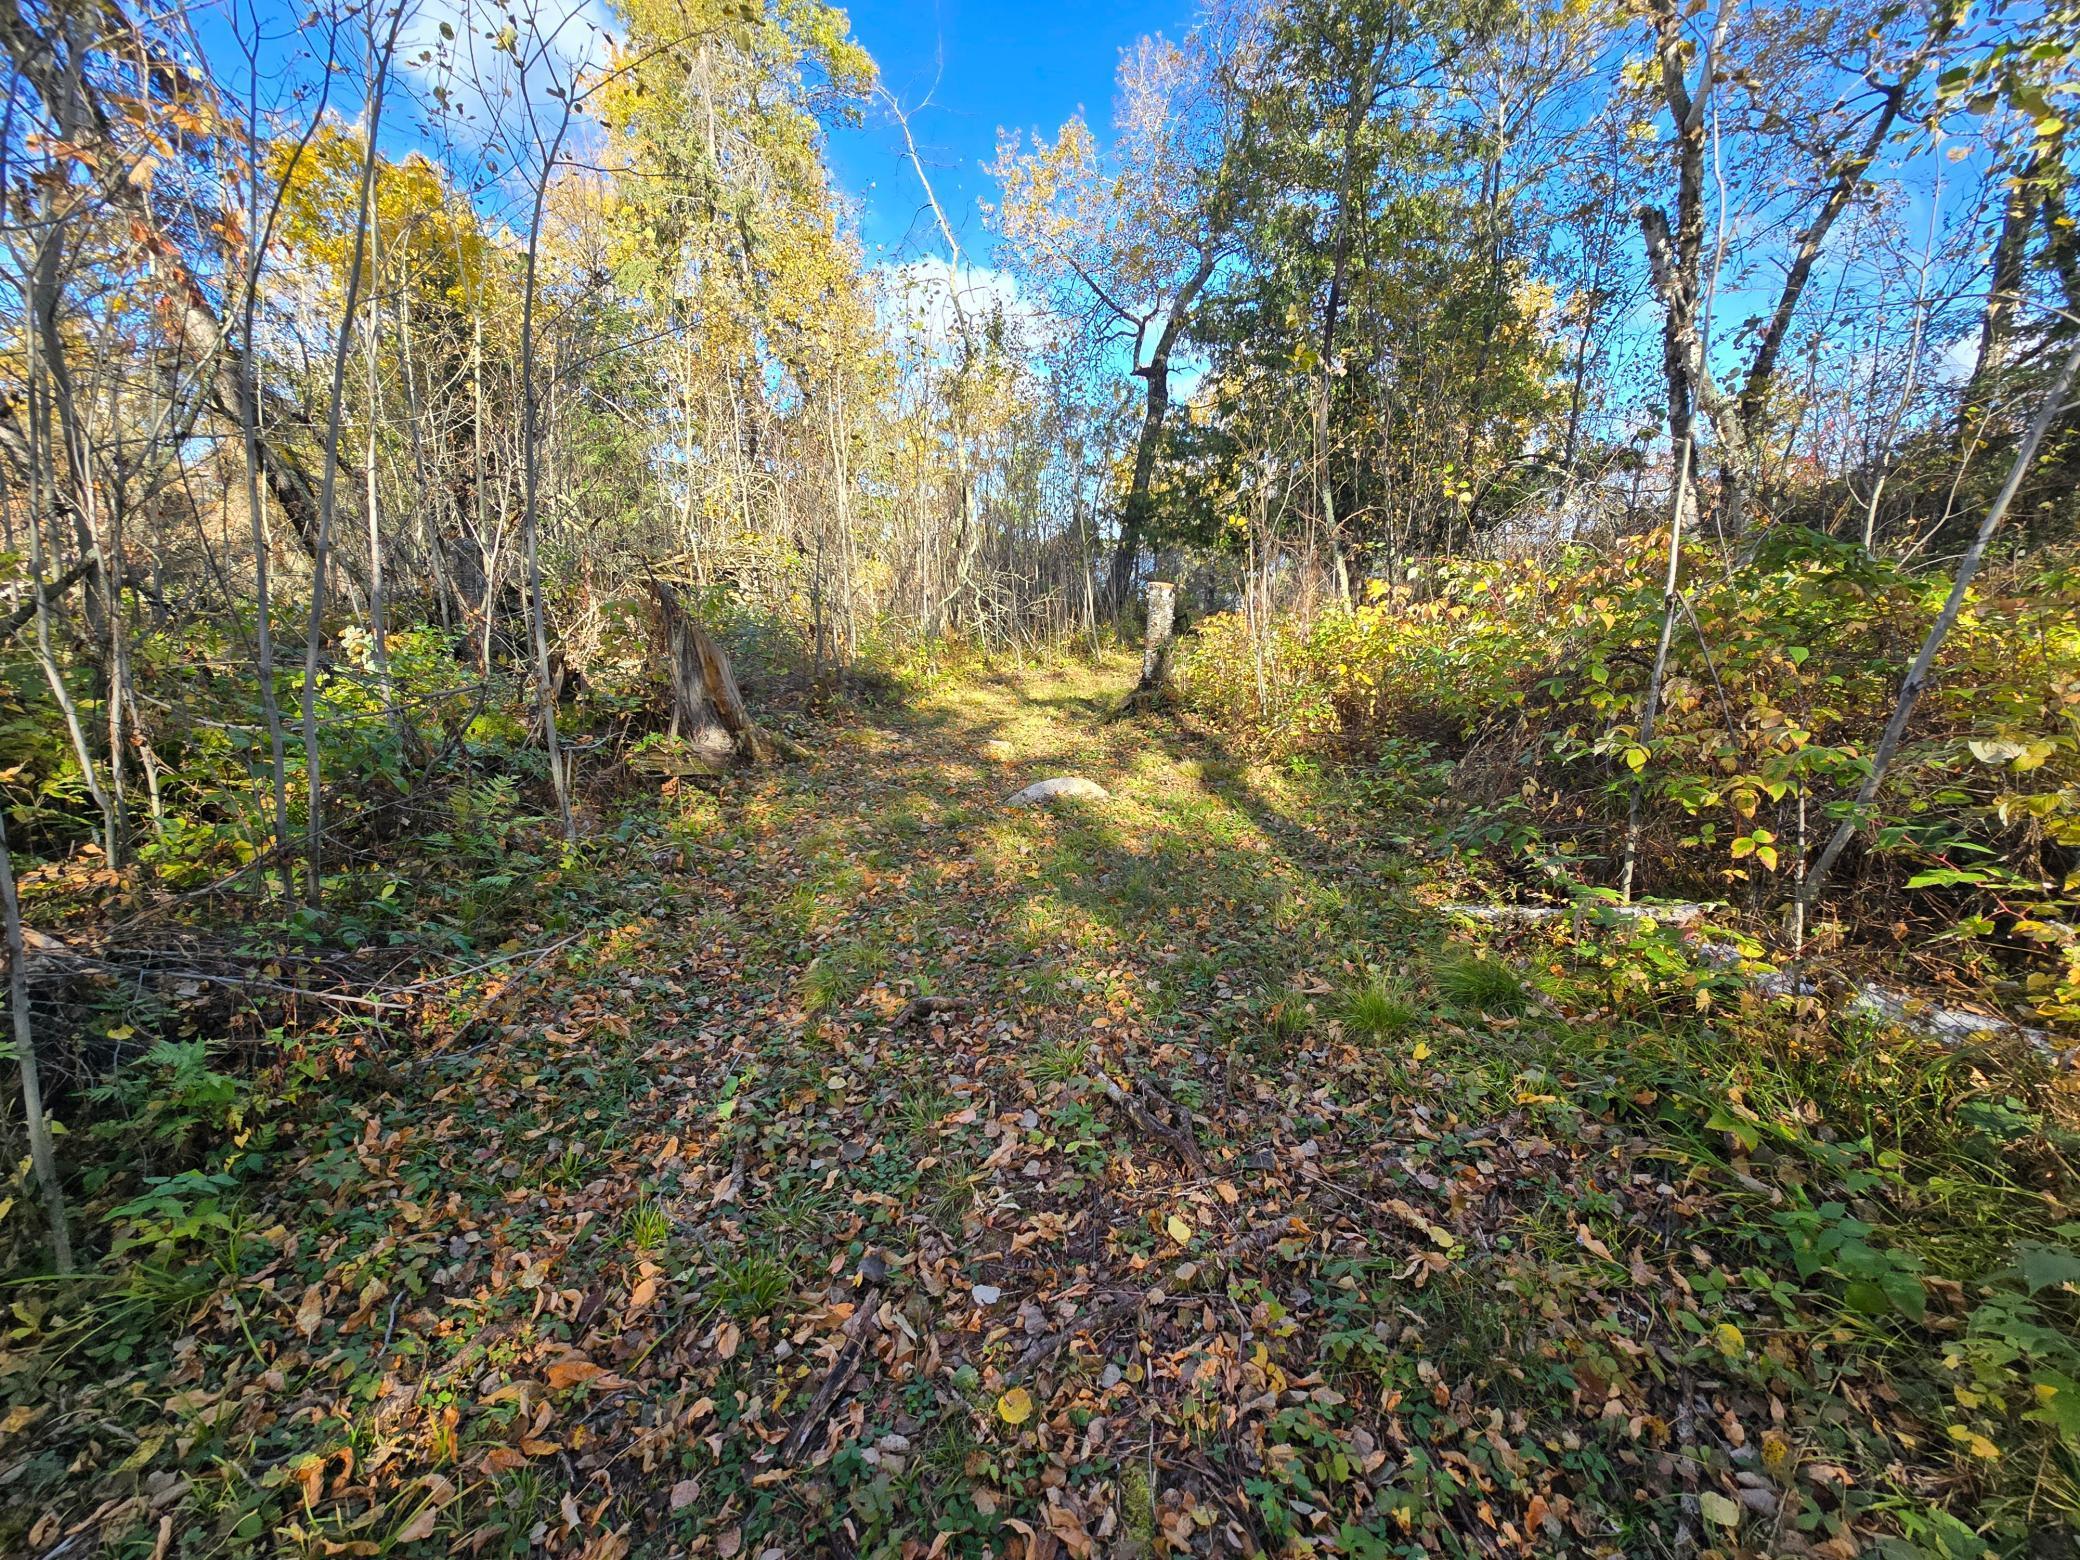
(236, 55, 294, 898)
(1619, 434, 1695, 903)
(1115, 579, 1178, 717)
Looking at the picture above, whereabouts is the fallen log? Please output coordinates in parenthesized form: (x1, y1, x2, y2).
(626, 742, 729, 780)
(1692, 941, 2059, 1054)
(1441, 899, 1714, 927)
(1444, 899, 2059, 1053)
(892, 995, 963, 1027)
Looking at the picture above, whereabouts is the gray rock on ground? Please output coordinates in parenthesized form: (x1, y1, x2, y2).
(1003, 776, 1110, 808)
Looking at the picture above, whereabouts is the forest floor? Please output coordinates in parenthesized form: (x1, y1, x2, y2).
(9, 653, 2071, 1559)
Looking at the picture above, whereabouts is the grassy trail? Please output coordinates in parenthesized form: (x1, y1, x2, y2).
(12, 654, 2067, 1558)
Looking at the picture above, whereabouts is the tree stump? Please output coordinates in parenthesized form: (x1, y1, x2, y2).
(645, 579, 806, 769)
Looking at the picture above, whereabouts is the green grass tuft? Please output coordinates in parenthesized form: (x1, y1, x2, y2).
(801, 938, 883, 1015)
(896, 1084, 950, 1140)
(1435, 950, 1527, 1013)
(1028, 1036, 1091, 1084)
(623, 1196, 671, 1252)
(1343, 975, 1419, 1039)
(709, 1250, 793, 1321)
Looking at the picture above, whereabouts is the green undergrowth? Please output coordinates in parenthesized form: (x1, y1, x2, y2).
(3, 652, 2075, 1558)
(1175, 532, 2080, 1030)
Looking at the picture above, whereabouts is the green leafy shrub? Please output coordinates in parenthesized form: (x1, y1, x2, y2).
(1941, 1235, 2080, 1531)
(1175, 533, 2080, 1018)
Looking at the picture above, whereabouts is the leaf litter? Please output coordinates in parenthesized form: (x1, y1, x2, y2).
(6, 655, 2075, 1558)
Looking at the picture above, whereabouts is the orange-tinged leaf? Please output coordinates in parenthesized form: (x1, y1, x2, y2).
(545, 1359, 603, 1391)
(1576, 1224, 1614, 1262)
(997, 1387, 1034, 1424)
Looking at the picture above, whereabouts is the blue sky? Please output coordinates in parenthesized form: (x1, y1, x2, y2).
(824, 0, 1196, 264)
(199, 0, 1192, 271)
(196, 0, 1980, 400)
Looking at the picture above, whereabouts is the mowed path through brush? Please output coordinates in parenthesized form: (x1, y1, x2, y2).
(41, 654, 1869, 1558)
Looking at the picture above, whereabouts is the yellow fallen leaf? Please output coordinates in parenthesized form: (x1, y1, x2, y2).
(1712, 1322, 1745, 1358)
(1166, 1214, 1193, 1245)
(1759, 1428, 1792, 1476)
(1948, 1425, 2002, 1461)
(1412, 1041, 1431, 1061)
(997, 1387, 1034, 1425)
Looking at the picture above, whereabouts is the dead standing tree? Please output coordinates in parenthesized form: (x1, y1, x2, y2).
(640, 577, 807, 776)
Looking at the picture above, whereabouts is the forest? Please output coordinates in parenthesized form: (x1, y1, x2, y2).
(2, 0, 2079, 1551)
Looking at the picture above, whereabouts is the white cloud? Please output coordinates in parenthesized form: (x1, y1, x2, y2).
(396, 0, 617, 161)
(1938, 329, 1979, 385)
(869, 261, 1048, 361)
(871, 257, 1059, 364)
